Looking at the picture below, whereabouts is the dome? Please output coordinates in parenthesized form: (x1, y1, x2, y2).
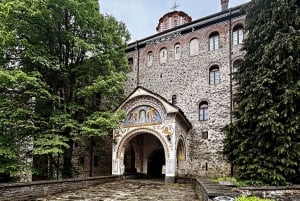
(156, 10, 192, 33)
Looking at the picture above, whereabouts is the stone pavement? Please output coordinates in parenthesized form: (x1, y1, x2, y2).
(36, 179, 200, 201)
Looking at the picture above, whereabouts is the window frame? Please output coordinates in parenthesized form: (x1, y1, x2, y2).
(209, 66, 220, 85)
(232, 25, 244, 45)
(199, 101, 209, 121)
(209, 32, 220, 51)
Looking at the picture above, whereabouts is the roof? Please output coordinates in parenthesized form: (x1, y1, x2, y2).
(126, 3, 248, 53)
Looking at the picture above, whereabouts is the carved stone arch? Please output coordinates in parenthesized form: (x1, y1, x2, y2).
(115, 128, 170, 160)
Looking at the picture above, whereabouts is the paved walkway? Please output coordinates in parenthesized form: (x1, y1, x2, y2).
(36, 179, 199, 201)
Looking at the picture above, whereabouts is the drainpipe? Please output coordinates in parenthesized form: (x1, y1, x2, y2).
(136, 40, 140, 87)
(228, 8, 234, 176)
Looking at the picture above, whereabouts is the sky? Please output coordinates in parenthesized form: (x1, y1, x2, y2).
(99, 0, 250, 42)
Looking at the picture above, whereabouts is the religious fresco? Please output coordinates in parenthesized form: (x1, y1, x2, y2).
(124, 105, 162, 127)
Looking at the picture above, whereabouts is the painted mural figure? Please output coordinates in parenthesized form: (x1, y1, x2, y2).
(139, 110, 146, 123)
(146, 107, 157, 122)
(124, 105, 161, 127)
(129, 110, 138, 124)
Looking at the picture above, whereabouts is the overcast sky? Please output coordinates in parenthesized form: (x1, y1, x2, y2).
(99, 0, 250, 42)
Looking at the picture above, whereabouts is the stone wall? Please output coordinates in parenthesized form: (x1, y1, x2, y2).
(237, 186, 300, 201)
(73, 135, 113, 178)
(125, 7, 246, 177)
(0, 176, 119, 201)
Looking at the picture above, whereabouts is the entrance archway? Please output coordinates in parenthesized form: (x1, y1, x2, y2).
(147, 148, 165, 178)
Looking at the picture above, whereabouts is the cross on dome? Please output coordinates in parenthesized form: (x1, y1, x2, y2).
(171, 0, 180, 11)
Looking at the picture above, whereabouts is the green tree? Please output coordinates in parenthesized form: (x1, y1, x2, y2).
(0, 70, 51, 180)
(0, 0, 129, 179)
(224, 0, 300, 185)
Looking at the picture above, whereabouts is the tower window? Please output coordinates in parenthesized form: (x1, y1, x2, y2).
(209, 32, 220, 51)
(202, 131, 208, 139)
(233, 25, 244, 45)
(199, 101, 208, 121)
(174, 43, 181, 60)
(147, 51, 153, 67)
(209, 66, 220, 85)
(172, 95, 177, 105)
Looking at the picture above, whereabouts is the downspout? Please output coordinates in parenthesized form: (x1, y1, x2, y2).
(228, 8, 233, 176)
(136, 40, 140, 87)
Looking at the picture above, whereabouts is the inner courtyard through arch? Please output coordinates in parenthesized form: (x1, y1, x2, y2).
(123, 133, 166, 178)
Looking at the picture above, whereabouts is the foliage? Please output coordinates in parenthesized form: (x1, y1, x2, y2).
(211, 176, 237, 183)
(0, 70, 51, 177)
(236, 196, 275, 201)
(0, 0, 130, 179)
(223, 0, 300, 185)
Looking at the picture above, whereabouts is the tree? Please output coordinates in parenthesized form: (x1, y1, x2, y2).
(223, 0, 300, 185)
(0, 70, 51, 180)
(0, 0, 129, 180)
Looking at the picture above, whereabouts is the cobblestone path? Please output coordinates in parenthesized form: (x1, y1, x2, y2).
(36, 179, 199, 201)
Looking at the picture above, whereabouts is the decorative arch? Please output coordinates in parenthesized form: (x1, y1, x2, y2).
(122, 95, 168, 122)
(174, 43, 181, 60)
(176, 136, 186, 161)
(115, 128, 171, 160)
(189, 37, 199, 56)
(159, 47, 168, 64)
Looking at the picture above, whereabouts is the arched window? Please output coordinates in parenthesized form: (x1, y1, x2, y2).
(160, 48, 167, 64)
(128, 57, 133, 71)
(199, 101, 208, 121)
(209, 32, 220, 51)
(147, 51, 153, 67)
(174, 43, 181, 60)
(232, 59, 242, 83)
(189, 38, 199, 56)
(232, 25, 244, 45)
(209, 65, 220, 85)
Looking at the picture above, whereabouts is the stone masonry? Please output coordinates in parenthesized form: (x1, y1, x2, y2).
(125, 5, 246, 177)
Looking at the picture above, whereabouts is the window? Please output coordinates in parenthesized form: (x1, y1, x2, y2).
(160, 48, 167, 64)
(172, 95, 177, 105)
(199, 101, 208, 121)
(189, 38, 199, 56)
(232, 59, 242, 83)
(209, 32, 220, 51)
(174, 43, 181, 60)
(147, 51, 153, 67)
(209, 66, 220, 85)
(202, 131, 208, 139)
(233, 25, 244, 45)
(128, 58, 133, 71)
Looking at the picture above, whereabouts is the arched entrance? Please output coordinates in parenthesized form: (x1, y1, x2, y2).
(147, 148, 165, 178)
(115, 130, 168, 178)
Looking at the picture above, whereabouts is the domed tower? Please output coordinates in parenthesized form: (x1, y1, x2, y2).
(156, 1, 192, 33)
